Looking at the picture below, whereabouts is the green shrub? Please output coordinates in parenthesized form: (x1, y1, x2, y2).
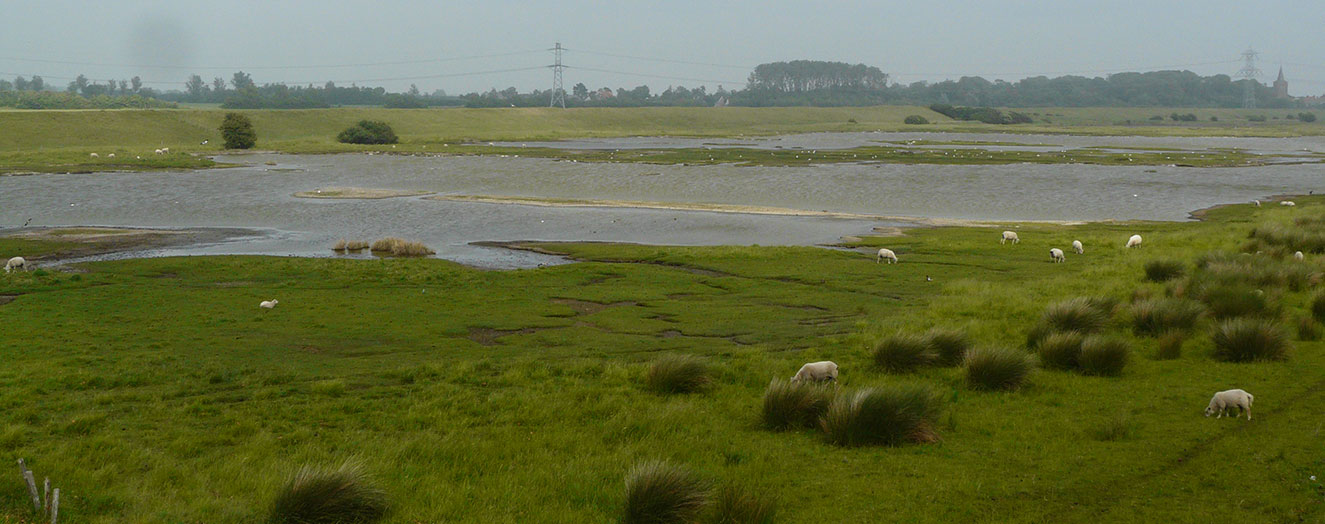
(337, 120, 399, 145)
(871, 333, 935, 372)
(706, 484, 776, 524)
(1037, 331, 1084, 370)
(269, 461, 387, 524)
(1130, 298, 1204, 336)
(922, 328, 970, 366)
(1296, 316, 1320, 341)
(1313, 292, 1325, 323)
(219, 112, 256, 149)
(903, 115, 929, 125)
(1144, 260, 1186, 282)
(624, 461, 710, 524)
(1079, 336, 1130, 376)
(964, 346, 1034, 391)
(645, 354, 712, 394)
(822, 385, 943, 447)
(1155, 331, 1184, 360)
(1211, 318, 1290, 362)
(760, 379, 833, 431)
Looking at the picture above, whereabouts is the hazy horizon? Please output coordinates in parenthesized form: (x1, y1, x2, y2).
(2, 1, 1323, 96)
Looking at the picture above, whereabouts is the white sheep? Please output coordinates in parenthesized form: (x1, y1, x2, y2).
(107, 153, 115, 158)
(1001, 231, 1020, 244)
(1253, 200, 1261, 207)
(1072, 240, 1084, 254)
(154, 149, 163, 155)
(1126, 234, 1143, 248)
(5, 256, 27, 273)
(161, 148, 170, 153)
(1205, 389, 1254, 420)
(1049, 248, 1065, 263)
(259, 299, 279, 309)
(791, 361, 838, 383)
(1281, 201, 1296, 207)
(876, 248, 898, 264)
(89, 153, 99, 158)
(1294, 251, 1304, 261)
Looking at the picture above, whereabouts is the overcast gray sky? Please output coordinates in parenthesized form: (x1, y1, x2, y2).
(2, 0, 1322, 96)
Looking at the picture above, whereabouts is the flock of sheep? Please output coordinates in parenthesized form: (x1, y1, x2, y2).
(88, 148, 169, 160)
(876, 230, 1142, 266)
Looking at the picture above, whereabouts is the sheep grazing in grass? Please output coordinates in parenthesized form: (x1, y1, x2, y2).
(791, 361, 839, 383)
(4, 257, 26, 273)
(1049, 248, 1065, 263)
(89, 152, 99, 158)
(161, 148, 169, 153)
(1280, 201, 1296, 207)
(1294, 251, 1305, 261)
(259, 299, 279, 309)
(107, 153, 115, 158)
(1001, 231, 1020, 244)
(154, 149, 163, 155)
(876, 248, 898, 264)
(1072, 240, 1084, 254)
(1126, 234, 1143, 249)
(1205, 389, 1254, 420)
(1253, 200, 1261, 207)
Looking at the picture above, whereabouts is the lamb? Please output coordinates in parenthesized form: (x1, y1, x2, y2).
(1205, 389, 1254, 420)
(1049, 248, 1065, 263)
(791, 361, 839, 383)
(4, 257, 26, 273)
(1001, 231, 1020, 244)
(1294, 251, 1305, 261)
(1072, 240, 1084, 254)
(259, 299, 279, 309)
(876, 248, 898, 264)
(1126, 234, 1143, 248)
(1280, 201, 1296, 207)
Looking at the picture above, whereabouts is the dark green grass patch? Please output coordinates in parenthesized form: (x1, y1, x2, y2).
(1130, 298, 1205, 336)
(872, 332, 936, 372)
(760, 379, 833, 431)
(964, 346, 1035, 391)
(1155, 331, 1185, 359)
(1079, 336, 1131, 376)
(822, 385, 943, 447)
(1143, 259, 1186, 282)
(645, 354, 713, 394)
(1037, 331, 1084, 370)
(624, 460, 710, 524)
(269, 461, 387, 524)
(706, 484, 777, 524)
(1211, 317, 1291, 362)
(922, 327, 971, 366)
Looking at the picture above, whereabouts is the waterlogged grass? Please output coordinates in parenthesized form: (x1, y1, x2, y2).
(0, 198, 1324, 522)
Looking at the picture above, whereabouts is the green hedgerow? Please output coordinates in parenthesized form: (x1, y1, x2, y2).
(871, 333, 935, 372)
(624, 461, 710, 524)
(268, 460, 388, 524)
(760, 379, 833, 431)
(1079, 336, 1130, 376)
(822, 385, 943, 447)
(645, 354, 712, 394)
(1211, 317, 1290, 362)
(964, 346, 1035, 391)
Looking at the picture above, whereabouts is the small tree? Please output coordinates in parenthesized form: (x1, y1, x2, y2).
(337, 120, 398, 144)
(1300, 112, 1317, 123)
(219, 113, 256, 149)
(904, 115, 929, 125)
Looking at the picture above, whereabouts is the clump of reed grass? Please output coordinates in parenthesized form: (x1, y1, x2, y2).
(760, 379, 833, 431)
(1211, 317, 1290, 362)
(1078, 336, 1130, 376)
(1312, 291, 1325, 324)
(822, 385, 943, 446)
(1036, 331, 1084, 370)
(370, 237, 435, 257)
(922, 328, 970, 366)
(1129, 298, 1205, 336)
(333, 239, 369, 252)
(1143, 259, 1186, 282)
(1298, 315, 1322, 341)
(623, 460, 710, 524)
(269, 460, 388, 524)
(645, 354, 712, 394)
(963, 346, 1034, 391)
(1027, 297, 1111, 348)
(1195, 283, 1278, 320)
(706, 484, 777, 524)
(871, 332, 935, 372)
(1155, 330, 1184, 360)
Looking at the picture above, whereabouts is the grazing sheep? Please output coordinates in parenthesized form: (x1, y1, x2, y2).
(1126, 234, 1143, 248)
(1001, 231, 1020, 244)
(161, 148, 169, 153)
(1253, 200, 1261, 207)
(876, 248, 898, 264)
(791, 361, 839, 383)
(1205, 389, 1254, 420)
(154, 149, 163, 155)
(1049, 248, 1065, 263)
(107, 153, 115, 158)
(4, 257, 26, 273)
(1072, 240, 1084, 254)
(1294, 251, 1305, 261)
(259, 299, 279, 309)
(1281, 201, 1296, 207)
(89, 153, 99, 158)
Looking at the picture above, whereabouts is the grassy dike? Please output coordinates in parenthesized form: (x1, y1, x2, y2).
(1, 197, 1322, 522)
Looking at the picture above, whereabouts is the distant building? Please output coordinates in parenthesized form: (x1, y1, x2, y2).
(1273, 67, 1289, 98)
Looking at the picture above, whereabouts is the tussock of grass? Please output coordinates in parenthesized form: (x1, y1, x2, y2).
(707, 484, 777, 524)
(1211, 317, 1290, 362)
(1296, 316, 1320, 341)
(269, 461, 388, 524)
(760, 379, 833, 431)
(1089, 412, 1136, 441)
(1312, 292, 1325, 323)
(1130, 298, 1205, 336)
(923, 328, 971, 366)
(1144, 259, 1186, 282)
(334, 239, 369, 252)
(1155, 331, 1185, 359)
(964, 346, 1034, 390)
(1193, 282, 1278, 319)
(872, 333, 936, 372)
(370, 237, 435, 257)
(1079, 336, 1130, 376)
(1028, 297, 1111, 347)
(1037, 331, 1084, 370)
(646, 354, 712, 394)
(624, 460, 710, 524)
(822, 385, 943, 447)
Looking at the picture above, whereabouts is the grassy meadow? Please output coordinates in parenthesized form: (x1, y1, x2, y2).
(2, 197, 1324, 522)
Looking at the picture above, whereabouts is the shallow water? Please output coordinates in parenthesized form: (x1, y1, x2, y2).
(1, 145, 1321, 268)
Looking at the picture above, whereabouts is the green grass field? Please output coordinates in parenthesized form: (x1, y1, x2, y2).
(1, 197, 1323, 523)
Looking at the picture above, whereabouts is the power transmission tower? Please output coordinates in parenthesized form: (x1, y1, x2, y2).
(1236, 47, 1260, 109)
(549, 42, 566, 108)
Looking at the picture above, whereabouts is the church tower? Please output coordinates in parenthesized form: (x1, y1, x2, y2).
(1273, 67, 1289, 98)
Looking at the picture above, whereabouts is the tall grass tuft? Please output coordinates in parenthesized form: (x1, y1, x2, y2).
(760, 379, 833, 431)
(646, 354, 712, 394)
(1211, 317, 1290, 362)
(922, 328, 971, 366)
(1144, 259, 1186, 282)
(706, 484, 776, 524)
(1196, 283, 1277, 319)
(1155, 331, 1184, 360)
(1312, 292, 1325, 323)
(1298, 315, 1321, 341)
(1129, 298, 1205, 336)
(1037, 331, 1084, 370)
(871, 333, 935, 372)
(370, 237, 435, 257)
(1089, 412, 1136, 441)
(268, 461, 388, 524)
(822, 385, 943, 447)
(964, 346, 1034, 391)
(1079, 336, 1130, 376)
(1029, 297, 1111, 347)
(623, 460, 710, 524)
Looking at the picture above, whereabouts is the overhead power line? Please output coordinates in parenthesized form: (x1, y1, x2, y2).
(567, 48, 750, 70)
(0, 49, 546, 71)
(569, 66, 745, 86)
